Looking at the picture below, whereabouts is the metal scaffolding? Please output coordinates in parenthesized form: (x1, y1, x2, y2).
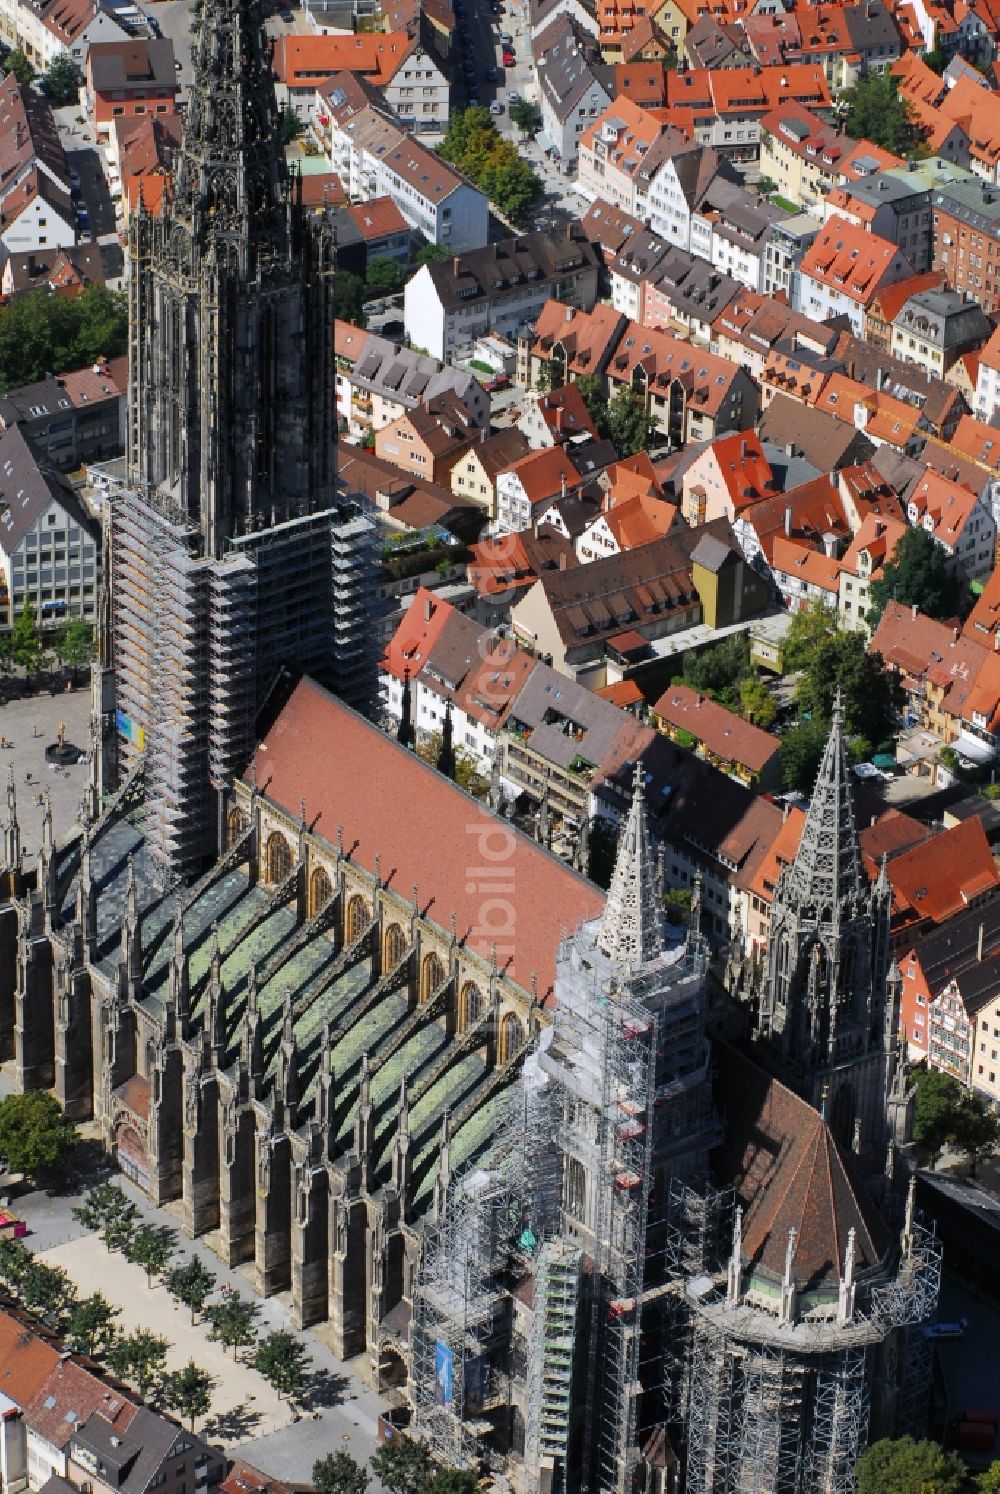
(524, 1238, 581, 1478)
(410, 1161, 518, 1470)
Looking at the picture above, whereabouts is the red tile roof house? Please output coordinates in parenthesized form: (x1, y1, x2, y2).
(652, 681, 782, 787)
(380, 587, 537, 771)
(798, 215, 915, 339)
(897, 895, 1000, 1058)
(84, 40, 179, 137)
(871, 599, 1000, 761)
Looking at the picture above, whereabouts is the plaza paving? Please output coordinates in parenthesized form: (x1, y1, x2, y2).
(39, 1234, 290, 1444)
(3, 1134, 385, 1479)
(0, 689, 92, 870)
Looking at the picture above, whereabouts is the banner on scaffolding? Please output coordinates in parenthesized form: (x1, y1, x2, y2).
(115, 709, 145, 751)
(435, 1341, 454, 1407)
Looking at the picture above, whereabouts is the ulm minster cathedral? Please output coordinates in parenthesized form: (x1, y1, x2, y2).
(0, 0, 940, 1488)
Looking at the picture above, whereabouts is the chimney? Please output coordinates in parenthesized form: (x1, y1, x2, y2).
(953, 626, 960, 642)
(561, 471, 567, 499)
(453, 257, 459, 275)
(555, 405, 563, 433)
(741, 438, 748, 458)
(559, 552, 567, 569)
(565, 306, 573, 323)
(911, 602, 918, 620)
(978, 921, 985, 962)
(784, 505, 792, 537)
(424, 596, 433, 622)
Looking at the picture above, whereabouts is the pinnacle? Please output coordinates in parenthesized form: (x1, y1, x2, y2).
(597, 760, 664, 970)
(784, 702, 862, 912)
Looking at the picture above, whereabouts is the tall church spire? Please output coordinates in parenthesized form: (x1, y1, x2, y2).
(172, 0, 286, 256)
(597, 762, 663, 969)
(783, 691, 862, 912)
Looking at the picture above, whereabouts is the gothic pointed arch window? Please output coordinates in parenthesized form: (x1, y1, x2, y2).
(227, 806, 248, 849)
(383, 922, 407, 972)
(563, 1156, 586, 1223)
(265, 830, 293, 885)
(344, 893, 369, 945)
(460, 981, 484, 1032)
(420, 951, 445, 1004)
(309, 864, 333, 917)
(499, 1011, 525, 1064)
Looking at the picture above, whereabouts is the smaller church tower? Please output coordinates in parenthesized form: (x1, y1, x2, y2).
(756, 693, 896, 1158)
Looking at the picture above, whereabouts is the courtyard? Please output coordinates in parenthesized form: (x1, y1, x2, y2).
(0, 689, 92, 870)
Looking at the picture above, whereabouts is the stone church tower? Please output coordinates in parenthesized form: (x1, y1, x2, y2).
(756, 696, 901, 1160)
(93, 0, 374, 880)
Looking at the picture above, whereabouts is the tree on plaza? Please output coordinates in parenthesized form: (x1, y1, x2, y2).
(0, 1235, 33, 1292)
(426, 1472, 479, 1494)
(781, 717, 830, 795)
(252, 1329, 311, 1401)
(3, 49, 33, 85)
(107, 1329, 171, 1402)
(795, 630, 899, 753)
(205, 1291, 260, 1360)
(509, 98, 541, 135)
(0, 1091, 77, 1178)
(335, 270, 367, 327)
(480, 154, 543, 221)
(126, 1223, 176, 1285)
(20, 1259, 77, 1329)
(43, 52, 80, 105)
(0, 633, 12, 675)
(867, 525, 966, 628)
(604, 385, 656, 458)
(782, 596, 836, 672)
(854, 1436, 969, 1494)
(10, 603, 45, 685)
(739, 674, 777, 730)
(0, 287, 128, 392)
(66, 1292, 121, 1358)
(165, 1257, 217, 1323)
(163, 1361, 216, 1431)
(55, 618, 95, 683)
(365, 256, 406, 295)
(950, 1092, 1000, 1177)
(312, 1452, 370, 1494)
(370, 1437, 435, 1494)
(73, 1181, 138, 1242)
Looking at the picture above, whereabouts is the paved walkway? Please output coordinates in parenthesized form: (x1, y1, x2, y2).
(5, 1127, 386, 1482)
(0, 689, 91, 870)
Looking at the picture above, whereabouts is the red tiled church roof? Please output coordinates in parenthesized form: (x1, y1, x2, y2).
(247, 678, 604, 1002)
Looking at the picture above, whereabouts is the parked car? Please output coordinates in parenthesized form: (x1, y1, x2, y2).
(490, 100, 504, 115)
(362, 300, 385, 316)
(502, 49, 516, 64)
(500, 29, 513, 42)
(508, 90, 520, 103)
(486, 66, 498, 80)
(382, 319, 405, 339)
(484, 374, 510, 392)
(278, 6, 293, 19)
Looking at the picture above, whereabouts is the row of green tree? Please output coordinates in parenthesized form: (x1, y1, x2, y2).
(314, 1438, 479, 1494)
(857, 1436, 1000, 1493)
(438, 108, 542, 222)
(65, 1182, 314, 1406)
(672, 631, 777, 729)
(0, 606, 95, 684)
(0, 288, 128, 394)
(0, 1229, 215, 1429)
(911, 1064, 1000, 1174)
